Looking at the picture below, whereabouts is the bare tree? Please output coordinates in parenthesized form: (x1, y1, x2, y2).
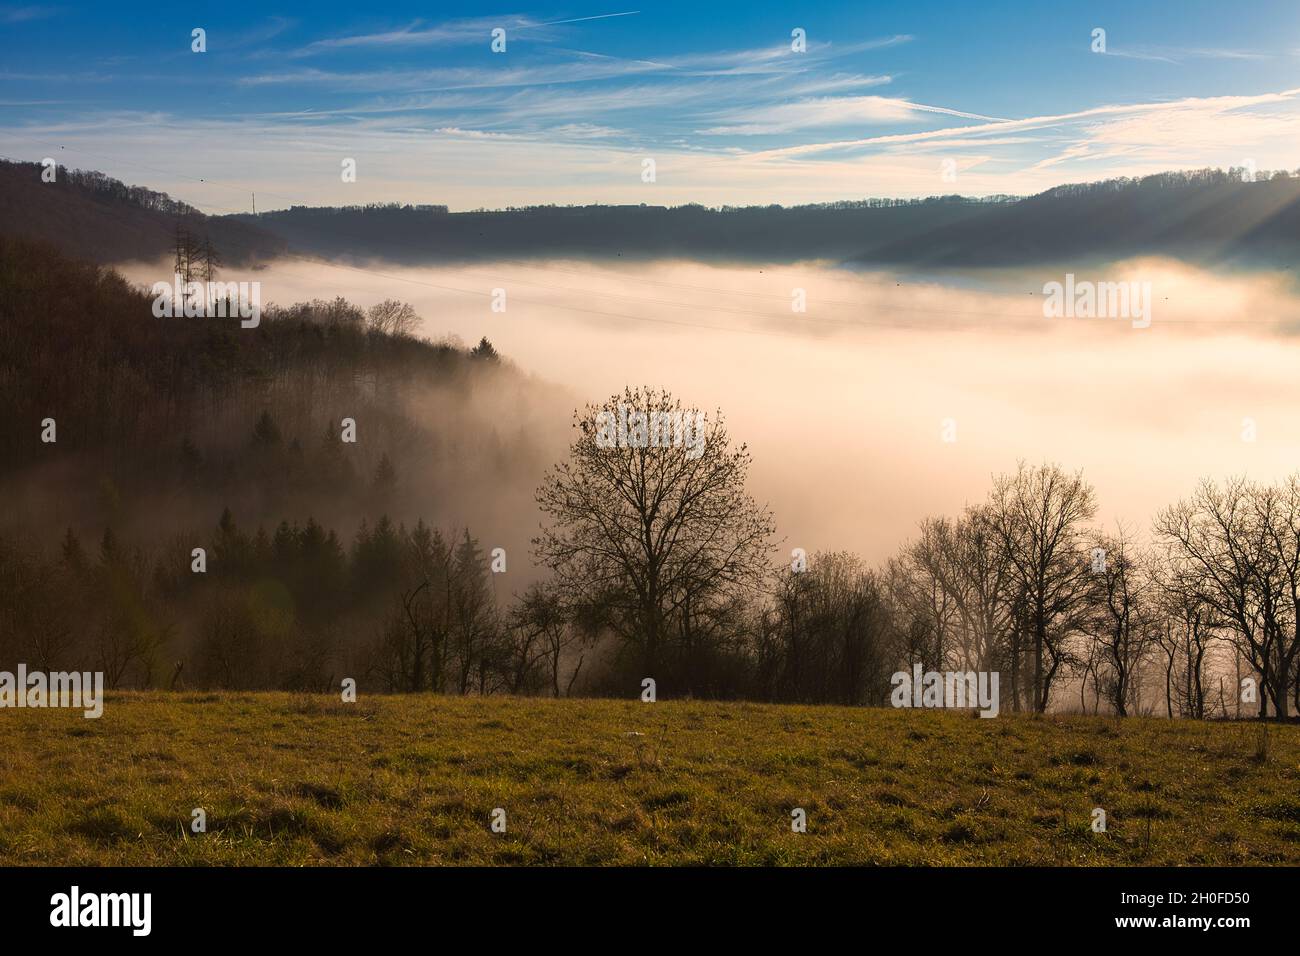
(1084, 525, 1156, 717)
(767, 552, 892, 704)
(449, 531, 497, 695)
(366, 299, 420, 337)
(1250, 476, 1300, 718)
(509, 582, 587, 696)
(533, 386, 775, 683)
(988, 462, 1097, 712)
(1152, 551, 1222, 718)
(904, 506, 1016, 672)
(1155, 477, 1290, 718)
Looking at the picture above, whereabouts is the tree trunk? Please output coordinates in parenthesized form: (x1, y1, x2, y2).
(1033, 616, 1045, 712)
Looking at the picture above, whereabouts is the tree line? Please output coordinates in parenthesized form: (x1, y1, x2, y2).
(523, 388, 1297, 717)
(4, 384, 1294, 719)
(0, 239, 1293, 714)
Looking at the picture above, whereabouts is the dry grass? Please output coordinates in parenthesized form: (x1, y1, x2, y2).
(0, 692, 1297, 865)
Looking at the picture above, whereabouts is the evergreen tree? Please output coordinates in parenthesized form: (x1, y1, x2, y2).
(252, 410, 282, 447)
(374, 453, 397, 493)
(61, 527, 86, 572)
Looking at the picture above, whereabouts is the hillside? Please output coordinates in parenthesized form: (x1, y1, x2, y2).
(1, 693, 1296, 865)
(0, 159, 284, 265)
(223, 197, 998, 265)
(5, 157, 1296, 271)
(0, 236, 572, 694)
(0, 235, 564, 533)
(864, 169, 1300, 268)
(228, 168, 1300, 269)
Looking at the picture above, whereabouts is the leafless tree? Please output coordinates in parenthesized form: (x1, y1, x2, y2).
(1084, 525, 1156, 717)
(903, 506, 1016, 672)
(533, 386, 775, 682)
(1151, 552, 1222, 718)
(1155, 476, 1295, 718)
(509, 582, 588, 696)
(988, 462, 1097, 712)
(366, 299, 420, 337)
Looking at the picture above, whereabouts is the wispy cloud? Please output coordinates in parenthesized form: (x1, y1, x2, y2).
(292, 17, 536, 57)
(0, 4, 58, 23)
(747, 88, 1300, 160)
(7, 8, 1295, 209)
(12, 81, 1297, 209)
(1105, 45, 1273, 63)
(0, 69, 112, 82)
(698, 93, 1004, 136)
(291, 12, 640, 57)
(239, 57, 673, 92)
(667, 35, 912, 76)
(228, 15, 296, 50)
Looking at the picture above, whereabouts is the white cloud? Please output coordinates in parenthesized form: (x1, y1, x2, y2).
(292, 17, 545, 57)
(747, 88, 1300, 161)
(1106, 45, 1273, 63)
(0, 4, 58, 24)
(699, 93, 1004, 136)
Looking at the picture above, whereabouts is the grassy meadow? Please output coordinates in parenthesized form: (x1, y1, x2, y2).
(0, 692, 1297, 865)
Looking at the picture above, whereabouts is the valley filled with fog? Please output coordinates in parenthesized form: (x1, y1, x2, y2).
(120, 255, 1300, 568)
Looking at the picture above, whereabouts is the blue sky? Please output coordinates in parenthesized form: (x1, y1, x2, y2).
(2, 1, 1298, 210)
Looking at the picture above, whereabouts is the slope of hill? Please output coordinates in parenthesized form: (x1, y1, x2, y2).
(0, 159, 284, 265)
(864, 169, 1300, 268)
(225, 168, 1300, 269)
(5, 158, 1296, 270)
(223, 196, 1000, 264)
(0, 233, 569, 560)
(0, 235, 573, 692)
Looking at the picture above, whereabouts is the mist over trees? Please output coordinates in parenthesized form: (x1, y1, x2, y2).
(533, 387, 775, 690)
(3, 315, 1295, 715)
(1155, 477, 1300, 719)
(0, 235, 571, 554)
(9, 158, 1298, 273)
(0, 231, 1295, 717)
(0, 234, 573, 690)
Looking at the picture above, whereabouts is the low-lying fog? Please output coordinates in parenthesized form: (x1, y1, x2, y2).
(123, 255, 1300, 565)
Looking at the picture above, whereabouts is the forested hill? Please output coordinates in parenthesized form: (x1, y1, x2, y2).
(0, 159, 284, 265)
(4, 157, 1297, 269)
(861, 169, 1300, 268)
(230, 167, 1300, 269)
(0, 235, 568, 544)
(223, 196, 1001, 264)
(0, 235, 572, 695)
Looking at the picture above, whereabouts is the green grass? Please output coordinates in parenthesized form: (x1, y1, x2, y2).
(0, 692, 1297, 865)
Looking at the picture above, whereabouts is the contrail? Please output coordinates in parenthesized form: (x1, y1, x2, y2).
(540, 11, 641, 26)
